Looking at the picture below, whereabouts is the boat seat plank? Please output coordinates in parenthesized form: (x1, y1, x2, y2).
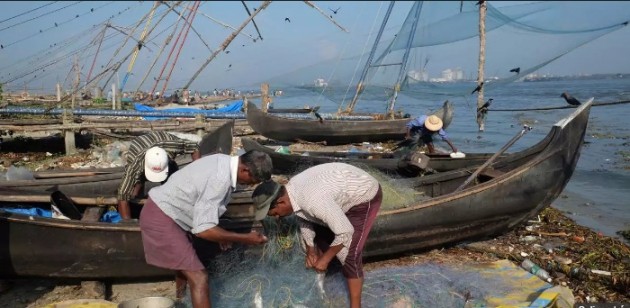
(81, 207, 106, 222)
(480, 168, 506, 179)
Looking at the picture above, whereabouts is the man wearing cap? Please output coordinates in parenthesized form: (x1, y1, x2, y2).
(405, 114, 457, 154)
(251, 162, 382, 308)
(117, 131, 201, 220)
(139, 150, 273, 308)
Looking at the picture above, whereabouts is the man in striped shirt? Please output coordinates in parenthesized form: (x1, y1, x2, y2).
(117, 131, 200, 220)
(252, 163, 383, 308)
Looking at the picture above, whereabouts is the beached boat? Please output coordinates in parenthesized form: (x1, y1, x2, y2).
(0, 100, 592, 279)
(246, 100, 453, 145)
(266, 106, 320, 114)
(241, 137, 496, 175)
(0, 121, 235, 197)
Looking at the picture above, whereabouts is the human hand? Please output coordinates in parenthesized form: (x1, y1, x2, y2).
(313, 258, 330, 273)
(219, 241, 233, 251)
(244, 231, 268, 245)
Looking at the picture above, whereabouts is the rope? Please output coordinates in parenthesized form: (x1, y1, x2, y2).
(0, 1, 82, 32)
(0, 1, 58, 25)
(488, 100, 630, 112)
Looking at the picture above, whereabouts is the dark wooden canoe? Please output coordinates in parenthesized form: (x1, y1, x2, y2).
(241, 137, 498, 175)
(0, 121, 234, 196)
(0, 99, 592, 279)
(266, 106, 320, 114)
(246, 100, 453, 145)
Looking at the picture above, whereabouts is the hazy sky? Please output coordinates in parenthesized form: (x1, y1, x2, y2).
(0, 1, 629, 93)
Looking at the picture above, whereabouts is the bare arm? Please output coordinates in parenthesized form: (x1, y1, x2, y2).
(191, 149, 201, 161)
(194, 226, 267, 245)
(117, 183, 142, 220)
(445, 140, 457, 153)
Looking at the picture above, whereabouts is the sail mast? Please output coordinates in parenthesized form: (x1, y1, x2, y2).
(476, 1, 487, 131)
(387, 1, 423, 117)
(345, 1, 396, 114)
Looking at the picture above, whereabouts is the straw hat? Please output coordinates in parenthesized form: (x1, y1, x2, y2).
(424, 115, 443, 131)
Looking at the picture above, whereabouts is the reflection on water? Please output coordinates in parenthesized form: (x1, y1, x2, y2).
(271, 79, 630, 239)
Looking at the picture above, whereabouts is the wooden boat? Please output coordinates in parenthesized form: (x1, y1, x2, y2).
(0, 100, 592, 279)
(0, 121, 235, 196)
(245, 100, 453, 145)
(266, 106, 320, 114)
(241, 137, 497, 175)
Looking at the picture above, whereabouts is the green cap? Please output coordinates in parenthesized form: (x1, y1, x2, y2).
(252, 181, 282, 221)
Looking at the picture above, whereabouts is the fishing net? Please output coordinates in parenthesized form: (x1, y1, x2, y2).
(180, 216, 541, 308)
(265, 1, 630, 114)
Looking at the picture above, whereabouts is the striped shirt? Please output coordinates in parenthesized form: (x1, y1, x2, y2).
(406, 115, 448, 141)
(285, 163, 379, 263)
(117, 131, 199, 201)
(148, 154, 237, 234)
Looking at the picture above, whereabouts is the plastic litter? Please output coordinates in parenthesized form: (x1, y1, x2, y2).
(450, 151, 466, 158)
(5, 166, 35, 181)
(275, 146, 290, 154)
(590, 269, 612, 276)
(521, 259, 553, 282)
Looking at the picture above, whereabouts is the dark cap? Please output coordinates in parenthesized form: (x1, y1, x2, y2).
(252, 180, 282, 221)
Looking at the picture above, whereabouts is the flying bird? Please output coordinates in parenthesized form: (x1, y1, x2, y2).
(285, 17, 291, 23)
(228, 64, 232, 68)
(329, 7, 341, 14)
(510, 67, 520, 74)
(560, 92, 581, 106)
(623, 21, 628, 26)
(471, 82, 484, 94)
(54, 22, 58, 27)
(90, 8, 94, 12)
(1, 45, 3, 49)
(225, 50, 230, 54)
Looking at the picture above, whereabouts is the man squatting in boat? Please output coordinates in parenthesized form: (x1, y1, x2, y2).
(139, 150, 273, 308)
(117, 131, 201, 221)
(405, 114, 458, 154)
(252, 162, 383, 308)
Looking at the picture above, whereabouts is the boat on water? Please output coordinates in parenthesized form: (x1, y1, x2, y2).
(0, 99, 592, 279)
(246, 100, 453, 145)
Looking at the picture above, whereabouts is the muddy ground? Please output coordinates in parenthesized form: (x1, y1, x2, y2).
(0, 135, 628, 306)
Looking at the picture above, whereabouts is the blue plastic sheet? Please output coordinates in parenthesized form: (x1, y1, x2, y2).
(133, 100, 244, 120)
(0, 208, 52, 218)
(100, 210, 122, 223)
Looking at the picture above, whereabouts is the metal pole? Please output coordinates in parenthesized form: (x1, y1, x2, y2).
(455, 125, 532, 192)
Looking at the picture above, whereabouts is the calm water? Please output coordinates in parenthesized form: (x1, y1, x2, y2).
(269, 78, 630, 240)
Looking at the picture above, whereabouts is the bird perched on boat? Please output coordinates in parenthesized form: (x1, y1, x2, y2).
(561, 92, 581, 106)
(329, 7, 341, 14)
(471, 82, 484, 94)
(285, 17, 291, 23)
(476, 1, 485, 6)
(510, 67, 520, 74)
(314, 111, 324, 123)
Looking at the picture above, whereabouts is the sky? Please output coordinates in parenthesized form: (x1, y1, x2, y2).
(0, 1, 629, 94)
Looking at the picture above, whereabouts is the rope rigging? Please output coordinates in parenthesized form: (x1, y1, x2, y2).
(0, 1, 83, 33)
(0, 1, 58, 25)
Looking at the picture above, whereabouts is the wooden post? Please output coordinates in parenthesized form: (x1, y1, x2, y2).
(261, 83, 271, 112)
(476, 1, 487, 132)
(56, 83, 62, 102)
(111, 83, 116, 110)
(195, 114, 205, 139)
(63, 110, 77, 155)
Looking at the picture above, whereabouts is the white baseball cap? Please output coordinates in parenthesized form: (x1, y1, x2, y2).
(144, 147, 169, 183)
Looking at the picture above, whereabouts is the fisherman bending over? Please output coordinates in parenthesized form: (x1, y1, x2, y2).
(117, 131, 201, 220)
(405, 114, 457, 154)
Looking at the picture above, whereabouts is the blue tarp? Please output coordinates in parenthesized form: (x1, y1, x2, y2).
(1, 208, 52, 218)
(133, 100, 244, 120)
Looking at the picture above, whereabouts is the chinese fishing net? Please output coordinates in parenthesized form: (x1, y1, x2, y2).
(265, 1, 630, 115)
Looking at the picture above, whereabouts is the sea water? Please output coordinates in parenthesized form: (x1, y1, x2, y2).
(267, 78, 630, 240)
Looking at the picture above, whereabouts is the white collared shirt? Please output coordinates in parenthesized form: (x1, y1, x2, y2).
(149, 154, 233, 234)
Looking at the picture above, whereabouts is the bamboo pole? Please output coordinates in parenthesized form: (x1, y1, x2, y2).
(184, 1, 272, 89)
(476, 1, 487, 132)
